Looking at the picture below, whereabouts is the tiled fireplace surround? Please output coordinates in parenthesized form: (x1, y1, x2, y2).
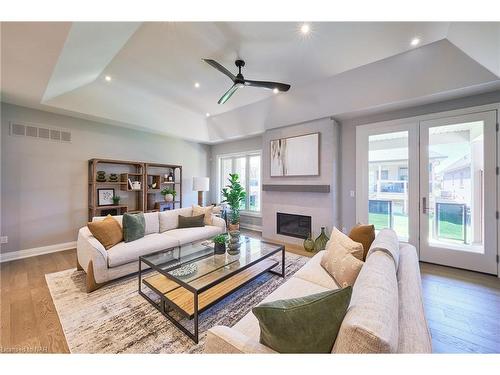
(261, 118, 340, 246)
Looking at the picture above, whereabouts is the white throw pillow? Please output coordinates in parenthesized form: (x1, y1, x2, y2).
(143, 212, 159, 235)
(328, 227, 364, 260)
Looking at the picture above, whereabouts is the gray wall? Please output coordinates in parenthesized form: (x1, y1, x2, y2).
(1, 103, 210, 254)
(209, 135, 263, 229)
(338, 90, 500, 232)
(262, 118, 340, 245)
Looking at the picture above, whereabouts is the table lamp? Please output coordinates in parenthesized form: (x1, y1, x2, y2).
(193, 177, 210, 206)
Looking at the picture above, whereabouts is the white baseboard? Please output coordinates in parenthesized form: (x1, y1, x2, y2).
(239, 223, 262, 232)
(0, 241, 76, 263)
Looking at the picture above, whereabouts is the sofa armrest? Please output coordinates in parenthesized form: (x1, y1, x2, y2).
(204, 326, 276, 354)
(77, 227, 109, 282)
(211, 215, 227, 232)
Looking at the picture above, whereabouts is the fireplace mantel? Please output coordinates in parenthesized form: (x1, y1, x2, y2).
(262, 184, 330, 193)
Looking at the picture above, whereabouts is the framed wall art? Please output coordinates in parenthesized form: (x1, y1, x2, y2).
(270, 132, 319, 176)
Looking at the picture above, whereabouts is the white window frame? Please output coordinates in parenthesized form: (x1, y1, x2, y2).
(217, 150, 262, 215)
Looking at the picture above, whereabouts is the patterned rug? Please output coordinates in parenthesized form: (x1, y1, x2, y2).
(45, 252, 308, 353)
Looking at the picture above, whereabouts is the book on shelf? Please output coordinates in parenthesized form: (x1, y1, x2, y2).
(128, 178, 133, 190)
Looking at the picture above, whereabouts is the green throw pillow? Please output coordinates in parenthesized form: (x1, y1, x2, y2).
(252, 287, 352, 353)
(122, 213, 145, 243)
(178, 214, 205, 228)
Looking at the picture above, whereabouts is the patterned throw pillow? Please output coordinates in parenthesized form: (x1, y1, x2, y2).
(192, 205, 214, 225)
(329, 227, 364, 260)
(321, 228, 365, 287)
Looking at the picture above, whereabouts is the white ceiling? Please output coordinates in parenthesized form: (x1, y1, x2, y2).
(1, 22, 499, 143)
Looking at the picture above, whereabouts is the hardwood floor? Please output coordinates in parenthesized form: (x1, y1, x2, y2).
(0, 245, 499, 353)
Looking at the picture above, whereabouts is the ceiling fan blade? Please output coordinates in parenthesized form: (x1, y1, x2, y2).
(218, 84, 240, 104)
(203, 59, 236, 81)
(244, 80, 291, 92)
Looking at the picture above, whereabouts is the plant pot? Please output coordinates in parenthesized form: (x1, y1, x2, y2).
(214, 242, 226, 255)
(228, 223, 240, 231)
(164, 193, 174, 202)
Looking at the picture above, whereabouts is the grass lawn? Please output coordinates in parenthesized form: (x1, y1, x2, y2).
(368, 212, 465, 241)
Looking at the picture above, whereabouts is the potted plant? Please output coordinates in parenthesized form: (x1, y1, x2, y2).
(213, 234, 227, 255)
(160, 187, 177, 202)
(112, 195, 121, 205)
(221, 173, 246, 231)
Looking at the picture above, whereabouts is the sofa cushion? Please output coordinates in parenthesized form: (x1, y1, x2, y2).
(349, 224, 375, 260)
(92, 214, 123, 226)
(178, 214, 205, 229)
(122, 213, 146, 243)
(106, 233, 179, 267)
(87, 215, 123, 250)
(332, 251, 399, 353)
(367, 228, 400, 270)
(159, 207, 193, 232)
(293, 250, 339, 290)
(253, 288, 352, 353)
(144, 212, 159, 235)
(164, 225, 223, 245)
(233, 277, 331, 341)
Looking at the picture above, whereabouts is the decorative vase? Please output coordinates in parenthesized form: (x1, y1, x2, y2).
(164, 193, 174, 202)
(214, 242, 226, 255)
(303, 233, 315, 252)
(96, 171, 106, 182)
(314, 227, 329, 252)
(227, 230, 241, 255)
(108, 173, 118, 182)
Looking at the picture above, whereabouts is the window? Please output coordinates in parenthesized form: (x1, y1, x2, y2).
(219, 152, 261, 212)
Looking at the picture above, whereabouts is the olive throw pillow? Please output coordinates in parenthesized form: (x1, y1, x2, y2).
(252, 287, 352, 353)
(87, 215, 123, 250)
(178, 214, 205, 229)
(122, 212, 146, 243)
(349, 224, 375, 260)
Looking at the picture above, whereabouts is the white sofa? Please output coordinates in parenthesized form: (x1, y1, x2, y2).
(205, 229, 432, 354)
(77, 207, 226, 292)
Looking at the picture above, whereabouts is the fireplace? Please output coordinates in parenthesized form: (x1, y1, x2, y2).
(276, 212, 312, 239)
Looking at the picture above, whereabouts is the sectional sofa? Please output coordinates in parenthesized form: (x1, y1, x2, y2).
(205, 229, 432, 353)
(77, 207, 226, 292)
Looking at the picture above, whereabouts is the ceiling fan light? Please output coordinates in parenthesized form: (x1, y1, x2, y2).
(273, 88, 279, 94)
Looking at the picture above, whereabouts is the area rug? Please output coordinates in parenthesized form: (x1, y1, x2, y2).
(45, 252, 308, 353)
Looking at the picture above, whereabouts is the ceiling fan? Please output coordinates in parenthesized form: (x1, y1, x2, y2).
(203, 59, 291, 104)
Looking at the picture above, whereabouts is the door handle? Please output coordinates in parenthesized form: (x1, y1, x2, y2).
(422, 197, 428, 214)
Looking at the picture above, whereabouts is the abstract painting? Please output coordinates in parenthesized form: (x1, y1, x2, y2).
(270, 133, 319, 176)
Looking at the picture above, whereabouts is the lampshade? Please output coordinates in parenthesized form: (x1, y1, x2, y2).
(193, 176, 210, 192)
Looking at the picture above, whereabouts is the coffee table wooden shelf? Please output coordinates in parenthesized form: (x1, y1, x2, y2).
(138, 237, 285, 343)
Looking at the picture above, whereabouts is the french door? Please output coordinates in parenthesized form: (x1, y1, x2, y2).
(419, 111, 497, 274)
(357, 109, 498, 275)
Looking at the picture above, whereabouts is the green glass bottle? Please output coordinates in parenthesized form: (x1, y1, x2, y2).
(303, 233, 315, 252)
(314, 227, 329, 252)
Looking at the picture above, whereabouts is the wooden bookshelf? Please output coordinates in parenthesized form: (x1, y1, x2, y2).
(88, 159, 182, 220)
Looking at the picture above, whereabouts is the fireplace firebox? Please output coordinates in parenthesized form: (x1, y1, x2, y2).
(276, 212, 312, 239)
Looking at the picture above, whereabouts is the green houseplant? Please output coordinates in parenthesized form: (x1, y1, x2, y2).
(213, 234, 227, 255)
(221, 173, 246, 230)
(160, 187, 177, 202)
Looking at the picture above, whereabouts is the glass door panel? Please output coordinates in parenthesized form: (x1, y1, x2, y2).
(368, 131, 410, 241)
(420, 111, 497, 274)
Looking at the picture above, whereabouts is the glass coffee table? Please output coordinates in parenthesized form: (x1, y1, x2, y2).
(138, 236, 285, 343)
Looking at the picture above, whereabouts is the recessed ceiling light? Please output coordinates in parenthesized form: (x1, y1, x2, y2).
(194, 82, 200, 88)
(206, 113, 210, 117)
(104, 75, 112, 82)
(411, 37, 420, 46)
(300, 23, 310, 34)
(273, 88, 279, 94)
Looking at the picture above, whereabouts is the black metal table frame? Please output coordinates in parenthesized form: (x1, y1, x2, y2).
(138, 241, 285, 343)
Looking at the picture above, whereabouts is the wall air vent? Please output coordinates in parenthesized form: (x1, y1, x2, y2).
(9, 121, 71, 143)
